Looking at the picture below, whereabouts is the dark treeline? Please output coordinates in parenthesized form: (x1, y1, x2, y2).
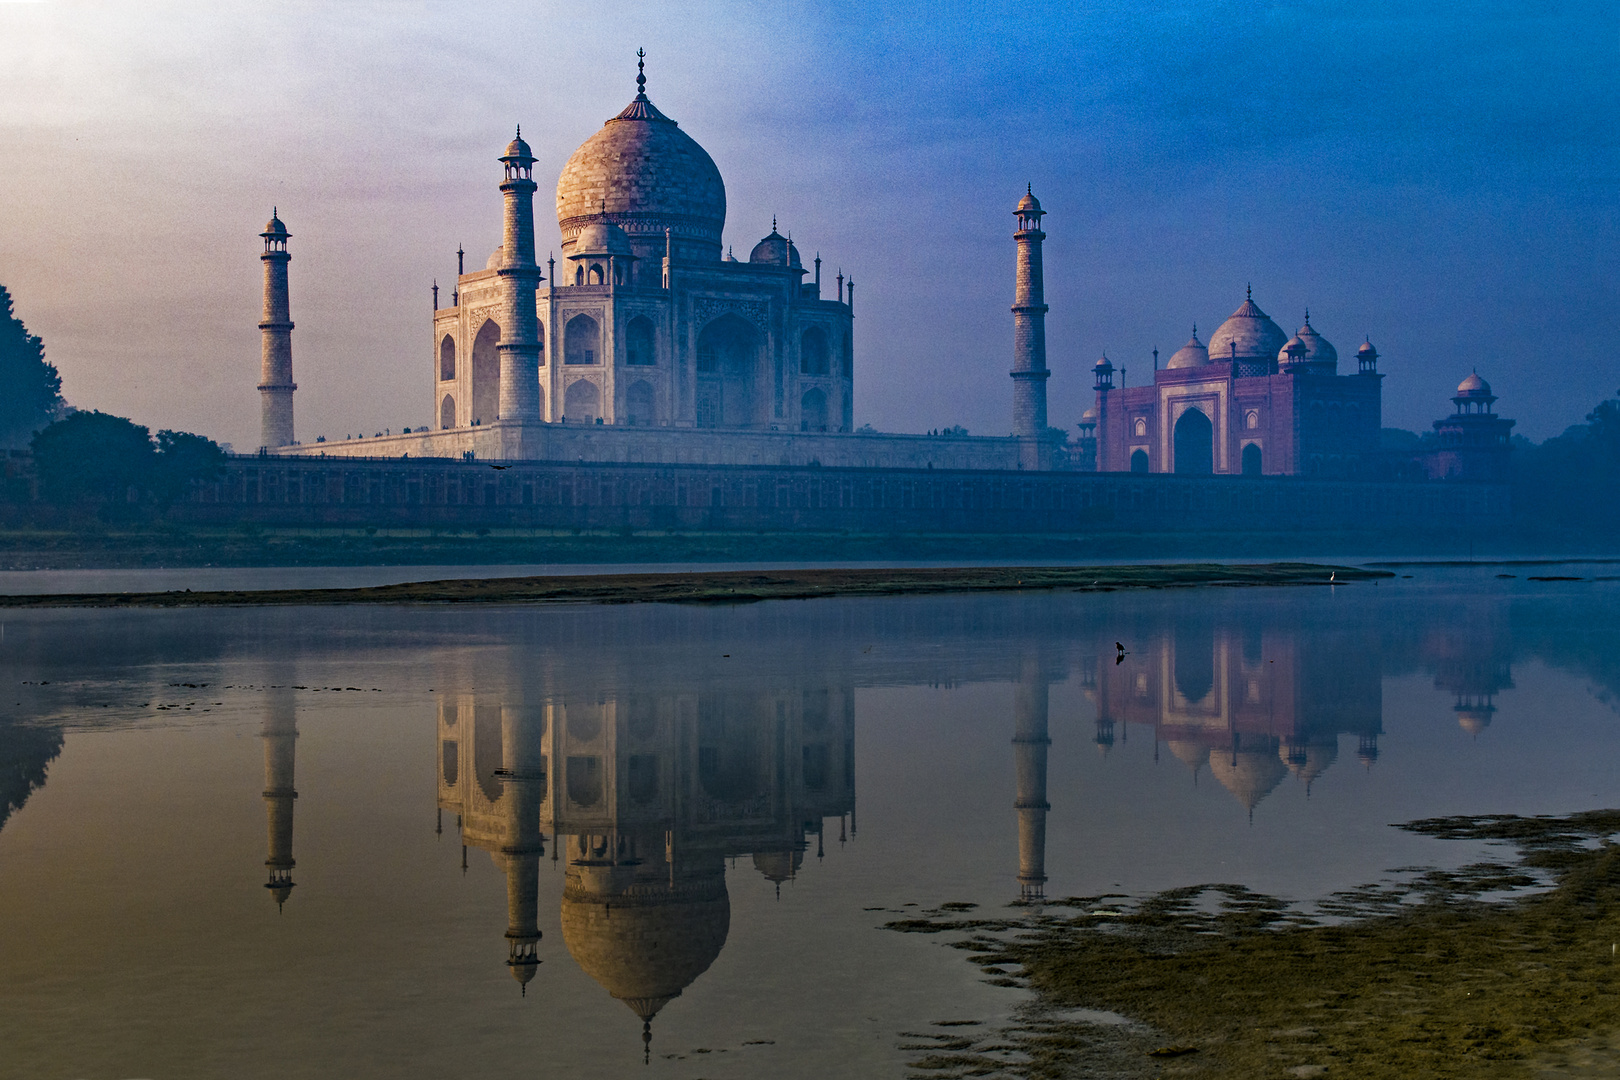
(1510, 392, 1620, 535)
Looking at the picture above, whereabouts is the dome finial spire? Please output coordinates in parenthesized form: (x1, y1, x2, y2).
(636, 47, 646, 97)
(1247, 282, 1252, 300)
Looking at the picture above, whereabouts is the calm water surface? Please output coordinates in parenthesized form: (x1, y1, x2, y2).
(2, 568, 1618, 1078)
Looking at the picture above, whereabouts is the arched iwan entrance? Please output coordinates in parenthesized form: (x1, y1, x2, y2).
(440, 394, 456, 430)
(1173, 408, 1213, 475)
(564, 379, 601, 424)
(696, 314, 758, 428)
(1242, 442, 1262, 476)
(471, 320, 500, 424)
(625, 380, 655, 426)
(1130, 449, 1149, 473)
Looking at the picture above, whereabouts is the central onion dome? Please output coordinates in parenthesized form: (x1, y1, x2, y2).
(1207, 289, 1288, 364)
(556, 58, 726, 263)
(1166, 327, 1209, 369)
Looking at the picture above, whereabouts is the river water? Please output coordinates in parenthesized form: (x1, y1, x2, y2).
(1, 566, 1617, 1078)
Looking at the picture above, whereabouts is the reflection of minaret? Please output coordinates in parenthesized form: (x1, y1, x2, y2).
(261, 687, 297, 910)
(1012, 657, 1050, 902)
(497, 704, 547, 993)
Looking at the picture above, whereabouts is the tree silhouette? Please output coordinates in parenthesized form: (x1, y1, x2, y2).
(0, 285, 63, 448)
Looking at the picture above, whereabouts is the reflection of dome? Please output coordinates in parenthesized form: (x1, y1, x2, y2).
(1165, 738, 1210, 774)
(1455, 701, 1495, 736)
(556, 82, 726, 258)
(1207, 291, 1288, 363)
(561, 871, 730, 1024)
(1166, 329, 1209, 369)
(1209, 743, 1288, 811)
(1280, 738, 1338, 791)
(752, 847, 804, 884)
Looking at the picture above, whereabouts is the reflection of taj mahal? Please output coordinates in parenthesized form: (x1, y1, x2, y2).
(434, 684, 854, 1054)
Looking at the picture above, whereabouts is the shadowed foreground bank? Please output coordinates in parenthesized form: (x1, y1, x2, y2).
(0, 562, 1383, 608)
(889, 811, 1620, 1079)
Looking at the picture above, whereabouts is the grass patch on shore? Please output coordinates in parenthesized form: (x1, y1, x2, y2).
(888, 811, 1620, 1079)
(0, 562, 1386, 608)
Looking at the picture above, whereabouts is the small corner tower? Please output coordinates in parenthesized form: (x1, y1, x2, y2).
(497, 129, 543, 422)
(1011, 188, 1051, 469)
(257, 211, 296, 449)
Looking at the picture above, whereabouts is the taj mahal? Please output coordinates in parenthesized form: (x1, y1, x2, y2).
(258, 54, 1512, 485)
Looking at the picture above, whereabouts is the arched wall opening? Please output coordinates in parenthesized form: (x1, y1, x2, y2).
(565, 314, 599, 366)
(1130, 449, 1150, 473)
(695, 314, 759, 428)
(1242, 442, 1262, 476)
(439, 335, 456, 381)
(470, 320, 501, 425)
(626, 380, 655, 426)
(440, 394, 456, 430)
(801, 326, 829, 375)
(1173, 408, 1214, 475)
(564, 379, 601, 424)
(626, 316, 656, 366)
(800, 387, 828, 432)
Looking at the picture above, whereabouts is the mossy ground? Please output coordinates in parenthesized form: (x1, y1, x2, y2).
(889, 812, 1620, 1079)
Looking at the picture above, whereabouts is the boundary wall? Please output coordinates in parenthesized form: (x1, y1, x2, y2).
(178, 454, 1508, 534)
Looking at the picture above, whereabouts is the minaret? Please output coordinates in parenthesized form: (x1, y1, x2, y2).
(496, 130, 543, 422)
(1012, 655, 1050, 901)
(261, 686, 298, 909)
(1011, 188, 1050, 470)
(257, 211, 296, 449)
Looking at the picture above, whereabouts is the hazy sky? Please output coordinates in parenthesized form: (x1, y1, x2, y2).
(2, 0, 1616, 448)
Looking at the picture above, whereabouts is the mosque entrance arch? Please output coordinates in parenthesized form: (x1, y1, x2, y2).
(564, 379, 601, 424)
(439, 335, 456, 380)
(440, 394, 456, 430)
(1173, 407, 1214, 475)
(1130, 449, 1149, 473)
(471, 320, 501, 424)
(695, 314, 759, 428)
(1242, 442, 1262, 476)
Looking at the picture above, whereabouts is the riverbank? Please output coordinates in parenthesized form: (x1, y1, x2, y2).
(887, 810, 1620, 1079)
(0, 561, 1385, 608)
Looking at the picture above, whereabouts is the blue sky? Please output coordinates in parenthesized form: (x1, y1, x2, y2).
(1, 0, 1616, 447)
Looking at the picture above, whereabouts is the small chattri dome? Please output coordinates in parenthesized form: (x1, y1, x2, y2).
(486, 245, 506, 270)
(262, 212, 288, 237)
(1081, 405, 1098, 422)
(1166, 328, 1209, 369)
(1357, 339, 1378, 358)
(504, 129, 534, 161)
(1294, 316, 1337, 367)
(1093, 354, 1114, 371)
(1279, 335, 1308, 364)
(1457, 372, 1491, 396)
(749, 228, 791, 266)
(1016, 188, 1042, 214)
(570, 219, 634, 259)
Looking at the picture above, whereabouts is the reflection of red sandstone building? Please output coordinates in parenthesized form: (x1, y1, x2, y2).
(1088, 625, 1383, 814)
(1420, 614, 1515, 736)
(436, 686, 853, 1057)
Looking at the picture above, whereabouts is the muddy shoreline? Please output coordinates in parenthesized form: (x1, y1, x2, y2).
(0, 561, 1385, 609)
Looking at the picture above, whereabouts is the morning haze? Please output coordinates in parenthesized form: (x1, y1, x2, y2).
(1, 0, 1615, 451)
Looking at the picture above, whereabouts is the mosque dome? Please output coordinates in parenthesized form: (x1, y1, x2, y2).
(571, 219, 634, 258)
(1166, 329, 1209, 369)
(261, 213, 289, 237)
(1357, 339, 1378, 360)
(486, 245, 506, 270)
(1457, 372, 1491, 396)
(560, 872, 730, 1024)
(1294, 317, 1337, 368)
(1207, 291, 1288, 364)
(556, 71, 726, 259)
(749, 228, 792, 267)
(1208, 744, 1288, 812)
